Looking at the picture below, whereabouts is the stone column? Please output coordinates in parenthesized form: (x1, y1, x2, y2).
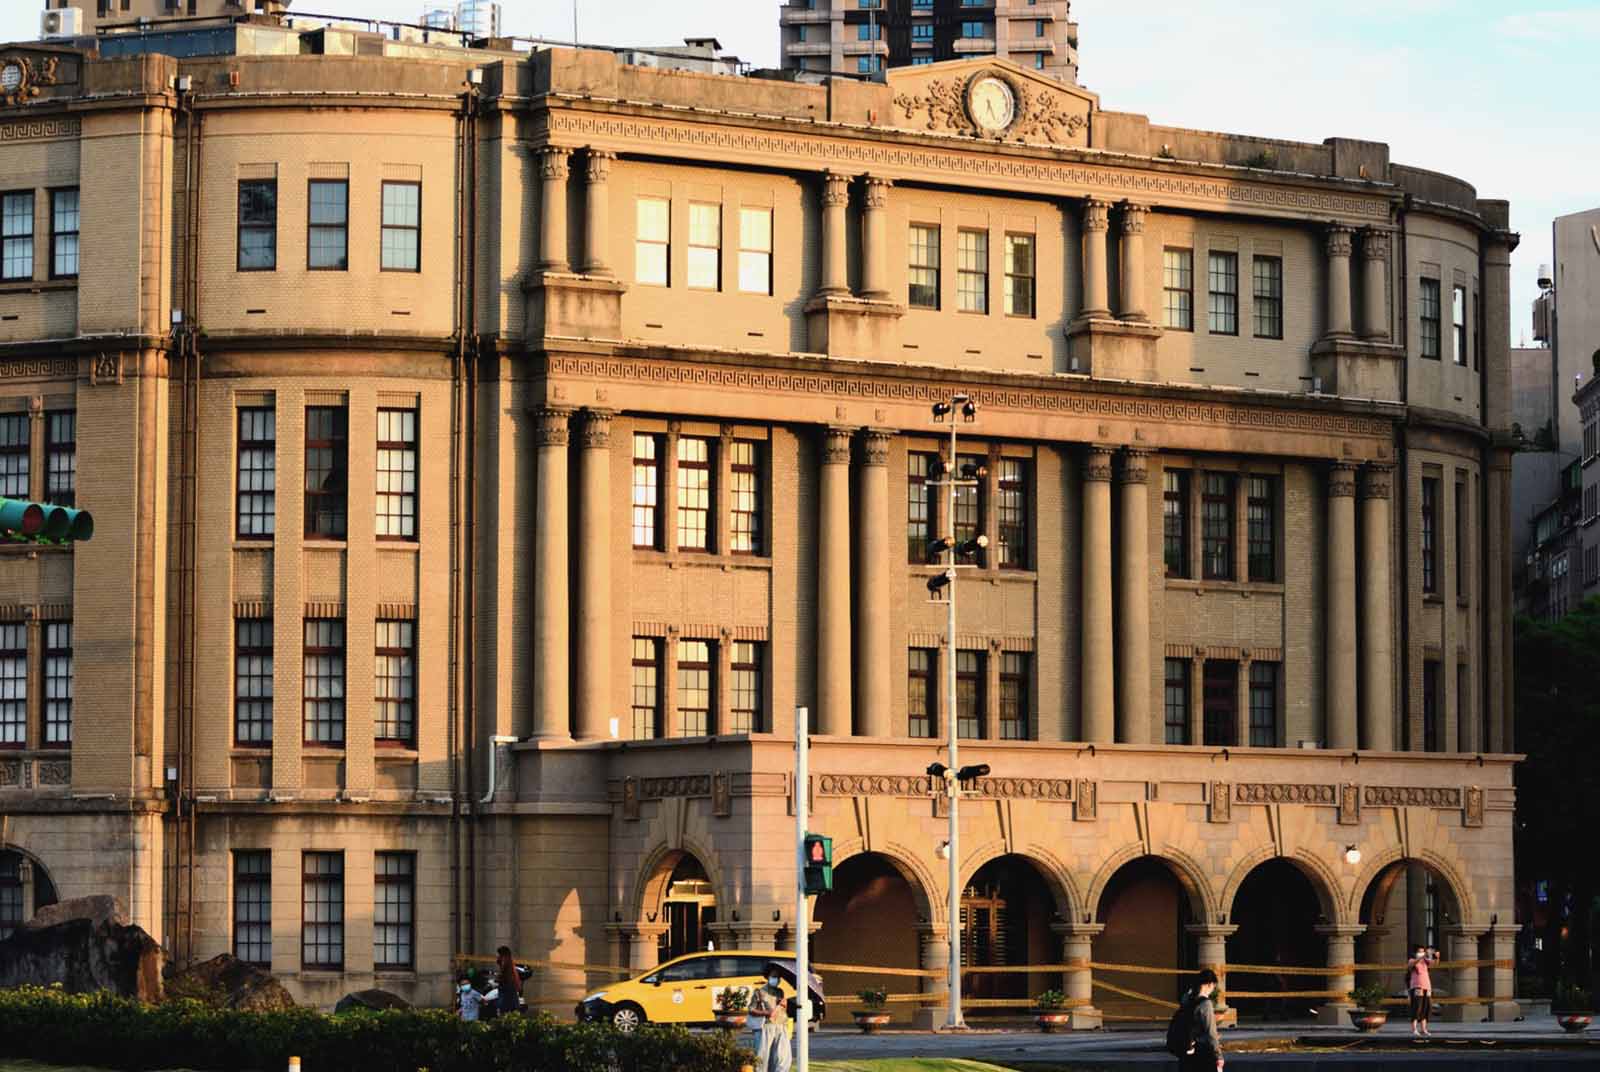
(1187, 924, 1238, 1018)
(857, 430, 893, 736)
(1359, 464, 1395, 751)
(1314, 923, 1366, 1026)
(1117, 202, 1149, 322)
(1442, 927, 1487, 1022)
(627, 924, 671, 972)
(1051, 922, 1105, 1029)
(1080, 198, 1111, 318)
(537, 146, 571, 272)
(1360, 227, 1390, 340)
(817, 427, 854, 736)
(1325, 462, 1358, 751)
(581, 149, 615, 276)
(532, 406, 572, 740)
(1189, 651, 1206, 746)
(1115, 449, 1150, 744)
(1081, 446, 1115, 743)
(860, 176, 893, 301)
(1234, 653, 1252, 748)
(1325, 224, 1354, 338)
(819, 170, 851, 296)
(912, 923, 950, 1029)
(1485, 923, 1521, 1021)
(574, 410, 614, 740)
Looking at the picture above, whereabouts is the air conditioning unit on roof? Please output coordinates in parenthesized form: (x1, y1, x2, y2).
(42, 7, 84, 39)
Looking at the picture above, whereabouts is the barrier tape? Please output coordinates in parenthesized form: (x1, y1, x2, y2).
(1224, 990, 1345, 999)
(811, 963, 939, 978)
(1091, 977, 1182, 1011)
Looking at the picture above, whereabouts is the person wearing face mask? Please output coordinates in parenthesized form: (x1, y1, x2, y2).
(1407, 944, 1440, 1038)
(747, 969, 792, 1072)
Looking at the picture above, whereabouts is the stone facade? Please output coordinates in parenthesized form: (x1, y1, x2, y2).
(0, 30, 1519, 1024)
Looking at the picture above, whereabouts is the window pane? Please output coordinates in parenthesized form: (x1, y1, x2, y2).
(302, 618, 346, 745)
(1246, 475, 1276, 582)
(687, 203, 720, 290)
(632, 434, 661, 549)
(235, 618, 273, 746)
(729, 440, 762, 554)
(0, 414, 27, 499)
(631, 637, 660, 739)
(238, 180, 276, 271)
(676, 437, 712, 551)
(676, 639, 712, 737)
(1207, 251, 1238, 335)
(1164, 658, 1189, 744)
(301, 852, 344, 970)
(44, 622, 71, 745)
(1163, 248, 1192, 330)
(376, 409, 417, 539)
(304, 406, 347, 539)
(0, 625, 26, 747)
(1004, 234, 1034, 317)
(308, 181, 348, 270)
(908, 224, 940, 309)
(1252, 256, 1281, 338)
(953, 453, 985, 566)
(233, 851, 272, 966)
(2, 192, 34, 281)
(374, 852, 414, 969)
(45, 410, 75, 507)
(997, 458, 1029, 568)
(636, 198, 669, 286)
(51, 189, 79, 278)
(1163, 469, 1189, 578)
(956, 650, 983, 739)
(1201, 472, 1234, 581)
(738, 207, 773, 295)
(999, 652, 1029, 740)
(1248, 661, 1278, 747)
(907, 452, 934, 564)
(375, 620, 416, 744)
(908, 648, 934, 738)
(1202, 659, 1237, 747)
(957, 230, 988, 313)
(729, 640, 764, 734)
(1420, 278, 1441, 358)
(237, 408, 276, 538)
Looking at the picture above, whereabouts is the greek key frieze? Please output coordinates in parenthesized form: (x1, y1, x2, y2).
(638, 775, 711, 800)
(1362, 785, 1462, 808)
(0, 357, 76, 381)
(816, 773, 1072, 801)
(0, 116, 80, 142)
(1233, 783, 1338, 805)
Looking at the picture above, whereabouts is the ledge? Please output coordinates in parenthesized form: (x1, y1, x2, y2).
(0, 279, 76, 295)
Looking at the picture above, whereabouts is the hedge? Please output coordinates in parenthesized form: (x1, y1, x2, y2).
(0, 986, 755, 1072)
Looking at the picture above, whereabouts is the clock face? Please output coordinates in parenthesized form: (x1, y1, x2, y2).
(0, 64, 22, 93)
(968, 76, 1015, 133)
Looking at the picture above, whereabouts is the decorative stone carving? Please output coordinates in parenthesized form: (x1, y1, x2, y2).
(1084, 445, 1116, 483)
(863, 176, 892, 209)
(1118, 448, 1149, 485)
(821, 171, 850, 208)
(622, 776, 640, 820)
(1082, 197, 1111, 233)
(712, 771, 732, 818)
(533, 406, 571, 447)
(37, 761, 70, 786)
(640, 774, 712, 799)
(1, 357, 76, 380)
(1464, 784, 1484, 828)
(1362, 785, 1462, 808)
(891, 74, 1087, 145)
(1360, 463, 1392, 501)
(0, 759, 19, 787)
(585, 148, 614, 184)
(815, 774, 1074, 801)
(1325, 224, 1354, 259)
(861, 429, 891, 467)
(1234, 783, 1338, 805)
(1327, 462, 1358, 498)
(1339, 782, 1361, 825)
(1118, 202, 1149, 235)
(0, 117, 81, 143)
(578, 409, 613, 449)
(1209, 782, 1231, 823)
(91, 353, 122, 387)
(1361, 227, 1391, 262)
(892, 79, 969, 135)
(821, 426, 853, 465)
(537, 145, 571, 180)
(1012, 81, 1088, 144)
(1075, 778, 1097, 820)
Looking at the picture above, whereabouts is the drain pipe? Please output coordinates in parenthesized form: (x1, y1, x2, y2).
(479, 735, 519, 804)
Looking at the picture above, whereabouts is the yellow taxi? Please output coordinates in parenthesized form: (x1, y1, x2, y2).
(575, 952, 825, 1032)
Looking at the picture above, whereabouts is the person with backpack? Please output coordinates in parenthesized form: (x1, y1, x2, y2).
(1165, 969, 1224, 1071)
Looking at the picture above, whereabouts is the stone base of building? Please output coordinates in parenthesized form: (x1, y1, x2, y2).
(1486, 999, 1522, 1022)
(1317, 1000, 1355, 1026)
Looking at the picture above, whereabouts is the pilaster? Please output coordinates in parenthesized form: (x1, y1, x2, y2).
(532, 406, 572, 741)
(1359, 227, 1390, 340)
(856, 429, 892, 737)
(536, 146, 571, 272)
(1081, 446, 1115, 743)
(1079, 197, 1111, 318)
(1325, 462, 1358, 750)
(1314, 923, 1366, 1026)
(1440, 926, 1487, 1023)
(819, 170, 851, 296)
(1186, 923, 1238, 1017)
(1115, 448, 1149, 744)
(860, 175, 893, 301)
(574, 409, 614, 741)
(1359, 463, 1395, 751)
(1051, 922, 1105, 1030)
(817, 426, 854, 737)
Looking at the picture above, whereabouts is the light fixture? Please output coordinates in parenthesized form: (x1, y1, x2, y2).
(1344, 845, 1362, 866)
(935, 840, 951, 860)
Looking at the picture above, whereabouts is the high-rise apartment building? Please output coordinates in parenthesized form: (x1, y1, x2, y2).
(781, 0, 1078, 82)
(42, 0, 290, 38)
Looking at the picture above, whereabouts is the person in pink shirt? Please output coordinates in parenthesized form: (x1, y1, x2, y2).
(1407, 944, 1440, 1037)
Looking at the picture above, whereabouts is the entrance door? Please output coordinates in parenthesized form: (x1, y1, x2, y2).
(961, 883, 1023, 1002)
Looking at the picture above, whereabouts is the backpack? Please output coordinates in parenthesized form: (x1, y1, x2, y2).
(1164, 995, 1195, 1057)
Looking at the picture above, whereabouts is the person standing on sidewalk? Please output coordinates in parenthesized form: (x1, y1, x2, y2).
(747, 970, 792, 1072)
(495, 945, 523, 1017)
(1178, 969, 1224, 1072)
(1408, 944, 1440, 1038)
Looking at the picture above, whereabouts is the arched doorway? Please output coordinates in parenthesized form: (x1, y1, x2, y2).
(1358, 859, 1463, 997)
(961, 855, 1059, 1014)
(1227, 859, 1326, 1021)
(0, 848, 59, 940)
(638, 851, 718, 963)
(1096, 857, 1198, 1016)
(813, 853, 928, 1024)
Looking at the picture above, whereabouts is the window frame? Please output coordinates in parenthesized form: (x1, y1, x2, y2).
(728, 439, 763, 556)
(675, 436, 714, 553)
(43, 621, 71, 747)
(632, 432, 663, 550)
(635, 196, 670, 287)
(1451, 284, 1467, 366)
(1454, 480, 1467, 595)
(631, 637, 662, 740)
(234, 617, 273, 747)
(737, 206, 773, 296)
(236, 407, 276, 540)
(1201, 658, 1237, 747)
(379, 180, 422, 273)
(44, 409, 75, 508)
(687, 201, 722, 291)
(306, 179, 350, 272)
(999, 651, 1029, 740)
(956, 649, 984, 740)
(908, 647, 936, 739)
(0, 414, 27, 500)
(728, 640, 764, 734)
(232, 850, 272, 968)
(1248, 661, 1278, 747)
(373, 851, 415, 970)
(1421, 660, 1440, 752)
(1419, 277, 1441, 360)
(1003, 232, 1035, 318)
(1246, 475, 1277, 583)
(0, 623, 25, 750)
(676, 638, 714, 737)
(953, 453, 986, 567)
(997, 457, 1029, 569)
(49, 187, 79, 280)
(1207, 250, 1239, 336)
(1163, 468, 1190, 578)
(908, 223, 941, 310)
(375, 408, 418, 542)
(956, 228, 989, 314)
(1201, 472, 1235, 582)
(302, 617, 346, 748)
(1421, 476, 1439, 595)
(908, 451, 935, 564)
(303, 405, 348, 541)
(374, 619, 416, 747)
(1251, 255, 1282, 339)
(1163, 657, 1190, 745)
(1162, 247, 1193, 331)
(236, 178, 277, 272)
(301, 851, 345, 971)
(1, 190, 35, 283)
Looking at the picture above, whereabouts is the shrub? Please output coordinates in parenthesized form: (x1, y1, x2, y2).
(0, 985, 754, 1072)
(1033, 989, 1066, 1011)
(1348, 981, 1388, 1010)
(855, 987, 887, 1010)
(1554, 982, 1593, 1013)
(713, 986, 749, 1014)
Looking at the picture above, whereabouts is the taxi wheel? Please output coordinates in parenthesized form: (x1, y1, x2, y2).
(612, 1002, 645, 1033)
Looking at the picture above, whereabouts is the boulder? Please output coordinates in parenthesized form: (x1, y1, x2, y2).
(0, 917, 163, 1001)
(22, 894, 129, 932)
(334, 988, 412, 1014)
(166, 953, 295, 1011)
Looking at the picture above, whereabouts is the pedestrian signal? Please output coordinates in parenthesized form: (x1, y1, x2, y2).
(802, 833, 833, 895)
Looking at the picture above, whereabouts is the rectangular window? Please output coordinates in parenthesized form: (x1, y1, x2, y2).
(676, 639, 713, 737)
(1207, 251, 1238, 335)
(1252, 255, 1282, 338)
(1455, 481, 1467, 594)
(373, 852, 414, 969)
(1004, 233, 1035, 317)
(1452, 284, 1467, 365)
(729, 440, 762, 555)
(997, 458, 1029, 569)
(1163, 247, 1193, 330)
(636, 197, 670, 286)
(729, 641, 764, 734)
(632, 433, 663, 550)
(234, 618, 273, 746)
(50, 189, 79, 279)
(912, 22, 933, 40)
(957, 229, 988, 313)
(375, 409, 417, 540)
(999, 652, 1029, 740)
(908, 452, 935, 563)
(1163, 469, 1189, 578)
(0, 624, 25, 749)
(307, 180, 349, 271)
(676, 436, 713, 552)
(912, 55, 933, 65)
(1421, 477, 1439, 594)
(1164, 658, 1190, 745)
(0, 855, 19, 941)
(856, 21, 881, 39)
(1248, 661, 1278, 747)
(1036, 19, 1046, 35)
(1246, 475, 1276, 582)
(1035, 53, 1045, 69)
(302, 618, 345, 747)
(1202, 659, 1237, 747)
(380, 181, 421, 272)
(233, 851, 272, 967)
(304, 406, 348, 539)
(375, 620, 415, 745)
(0, 414, 29, 499)
(908, 648, 935, 739)
(856, 56, 881, 74)
(961, 20, 986, 37)
(1420, 277, 1441, 359)
(738, 207, 772, 295)
(1422, 660, 1440, 752)
(687, 202, 721, 291)
(956, 649, 984, 739)
(45, 410, 75, 507)
(954, 453, 985, 566)
(237, 179, 277, 271)
(631, 637, 661, 740)
(301, 852, 344, 970)
(43, 622, 71, 746)
(236, 408, 275, 539)
(908, 224, 940, 309)
(1, 192, 34, 282)
(1201, 472, 1235, 581)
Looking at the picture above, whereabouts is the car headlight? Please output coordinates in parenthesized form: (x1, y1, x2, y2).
(583, 992, 608, 1003)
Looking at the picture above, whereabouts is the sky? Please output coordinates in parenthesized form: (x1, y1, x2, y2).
(4, 1, 1596, 342)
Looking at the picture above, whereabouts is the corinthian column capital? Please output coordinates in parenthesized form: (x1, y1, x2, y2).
(1328, 461, 1358, 498)
(538, 145, 571, 180)
(1082, 197, 1111, 232)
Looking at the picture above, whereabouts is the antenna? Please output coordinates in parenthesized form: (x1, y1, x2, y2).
(572, 0, 579, 46)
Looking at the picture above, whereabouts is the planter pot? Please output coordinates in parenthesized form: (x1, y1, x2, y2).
(714, 1013, 749, 1031)
(1556, 1013, 1592, 1033)
(1034, 1010, 1071, 1033)
(852, 1010, 891, 1034)
(1348, 1009, 1389, 1033)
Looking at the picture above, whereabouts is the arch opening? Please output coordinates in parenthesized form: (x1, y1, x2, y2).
(960, 854, 1059, 1015)
(1226, 859, 1325, 1021)
(0, 847, 59, 940)
(1357, 858, 1464, 997)
(1095, 856, 1198, 1014)
(638, 850, 717, 962)
(813, 852, 929, 1024)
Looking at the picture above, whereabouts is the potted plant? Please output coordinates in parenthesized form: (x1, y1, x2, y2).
(851, 988, 891, 1033)
(1033, 989, 1070, 1032)
(1347, 981, 1390, 1032)
(714, 986, 750, 1031)
(1554, 983, 1592, 1033)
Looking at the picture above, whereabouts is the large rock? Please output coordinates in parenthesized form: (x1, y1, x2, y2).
(334, 988, 412, 1014)
(166, 953, 295, 1011)
(0, 917, 163, 1001)
(22, 894, 129, 932)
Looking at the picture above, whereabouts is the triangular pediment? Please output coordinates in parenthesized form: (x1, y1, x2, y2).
(883, 58, 1096, 149)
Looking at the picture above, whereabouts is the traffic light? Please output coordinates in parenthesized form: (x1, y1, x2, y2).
(0, 498, 92, 543)
(802, 833, 833, 895)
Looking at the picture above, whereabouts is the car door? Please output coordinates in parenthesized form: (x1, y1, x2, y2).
(705, 956, 759, 1022)
(652, 956, 709, 1024)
